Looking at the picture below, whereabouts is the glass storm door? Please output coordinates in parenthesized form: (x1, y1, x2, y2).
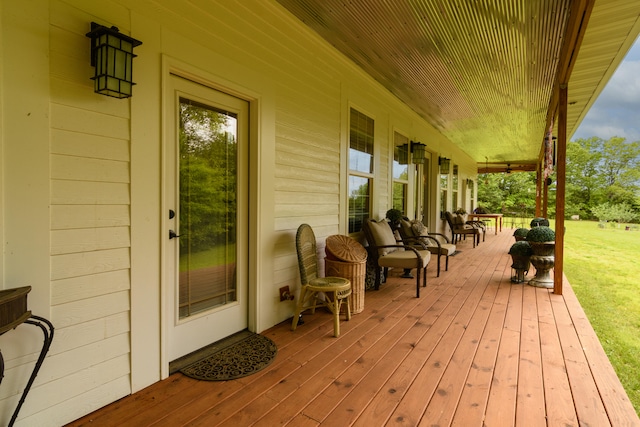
(165, 75, 249, 362)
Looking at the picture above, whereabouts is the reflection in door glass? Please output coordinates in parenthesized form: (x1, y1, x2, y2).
(178, 97, 237, 318)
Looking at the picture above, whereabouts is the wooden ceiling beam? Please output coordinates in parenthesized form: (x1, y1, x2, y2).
(477, 164, 537, 174)
(541, 0, 596, 159)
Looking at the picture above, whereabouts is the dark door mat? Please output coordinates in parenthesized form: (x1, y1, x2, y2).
(178, 332, 277, 381)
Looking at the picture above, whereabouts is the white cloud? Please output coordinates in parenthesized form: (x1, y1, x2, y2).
(573, 38, 640, 142)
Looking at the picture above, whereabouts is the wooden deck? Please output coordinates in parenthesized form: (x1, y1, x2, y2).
(66, 230, 639, 426)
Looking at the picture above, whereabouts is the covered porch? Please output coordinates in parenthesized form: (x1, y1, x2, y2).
(67, 230, 638, 426)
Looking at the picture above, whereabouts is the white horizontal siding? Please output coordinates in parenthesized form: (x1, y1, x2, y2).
(51, 104, 130, 140)
(51, 226, 130, 255)
(52, 128, 130, 162)
(23, 376, 131, 427)
(50, 205, 129, 230)
(49, 312, 130, 356)
(51, 154, 129, 183)
(51, 248, 130, 281)
(51, 270, 130, 305)
(51, 291, 130, 329)
(5, 2, 137, 425)
(51, 180, 130, 205)
(14, 354, 130, 421)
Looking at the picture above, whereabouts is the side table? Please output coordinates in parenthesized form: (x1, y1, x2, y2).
(1, 287, 55, 427)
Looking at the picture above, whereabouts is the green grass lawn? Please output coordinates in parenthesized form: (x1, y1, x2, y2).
(179, 244, 236, 271)
(561, 220, 640, 414)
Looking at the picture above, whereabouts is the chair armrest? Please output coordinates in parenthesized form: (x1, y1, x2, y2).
(466, 220, 486, 230)
(374, 244, 411, 251)
(428, 232, 451, 244)
(373, 244, 424, 259)
(397, 236, 430, 249)
(412, 234, 441, 249)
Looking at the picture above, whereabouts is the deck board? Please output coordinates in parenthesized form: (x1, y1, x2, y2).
(450, 279, 510, 427)
(65, 229, 640, 427)
(515, 284, 546, 427)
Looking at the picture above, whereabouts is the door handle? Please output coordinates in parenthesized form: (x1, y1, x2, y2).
(169, 230, 181, 239)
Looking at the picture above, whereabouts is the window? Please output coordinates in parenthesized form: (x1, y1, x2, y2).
(452, 164, 459, 212)
(392, 132, 409, 214)
(348, 108, 374, 233)
(440, 161, 450, 218)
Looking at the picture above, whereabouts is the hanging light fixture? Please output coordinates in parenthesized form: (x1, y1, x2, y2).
(410, 141, 426, 164)
(438, 156, 450, 174)
(86, 22, 142, 98)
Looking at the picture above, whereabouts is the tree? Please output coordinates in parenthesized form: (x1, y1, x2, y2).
(179, 102, 238, 252)
(564, 136, 640, 219)
(566, 137, 605, 218)
(477, 171, 537, 216)
(591, 202, 637, 225)
(601, 137, 640, 206)
(475, 137, 640, 222)
(601, 137, 640, 186)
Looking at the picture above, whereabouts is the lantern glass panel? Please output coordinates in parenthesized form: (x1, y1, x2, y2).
(412, 143, 425, 163)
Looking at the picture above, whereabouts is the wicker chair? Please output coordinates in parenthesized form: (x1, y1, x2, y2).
(444, 211, 481, 247)
(398, 217, 456, 277)
(362, 218, 430, 298)
(291, 224, 352, 337)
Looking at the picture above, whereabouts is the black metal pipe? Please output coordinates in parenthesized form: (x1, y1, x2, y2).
(8, 315, 54, 427)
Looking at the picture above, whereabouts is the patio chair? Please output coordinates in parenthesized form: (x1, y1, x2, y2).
(466, 218, 486, 242)
(291, 224, 352, 337)
(444, 211, 480, 247)
(398, 217, 456, 277)
(362, 218, 430, 298)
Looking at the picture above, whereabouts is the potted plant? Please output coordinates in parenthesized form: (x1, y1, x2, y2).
(525, 226, 555, 288)
(526, 226, 555, 256)
(530, 217, 550, 227)
(385, 208, 403, 229)
(513, 228, 529, 241)
(508, 241, 532, 283)
(526, 226, 555, 248)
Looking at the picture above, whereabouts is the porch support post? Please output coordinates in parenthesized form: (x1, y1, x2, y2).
(535, 167, 542, 217)
(543, 174, 549, 218)
(554, 85, 568, 295)
(542, 0, 594, 294)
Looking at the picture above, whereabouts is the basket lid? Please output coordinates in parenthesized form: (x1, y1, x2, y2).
(325, 235, 367, 262)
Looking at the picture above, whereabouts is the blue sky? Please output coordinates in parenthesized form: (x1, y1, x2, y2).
(572, 37, 640, 142)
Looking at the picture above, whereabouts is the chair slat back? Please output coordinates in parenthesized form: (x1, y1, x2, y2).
(296, 224, 319, 284)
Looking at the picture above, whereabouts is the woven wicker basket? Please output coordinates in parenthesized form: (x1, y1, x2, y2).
(325, 234, 367, 263)
(325, 258, 366, 314)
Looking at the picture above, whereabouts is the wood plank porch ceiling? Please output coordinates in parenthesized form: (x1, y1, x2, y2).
(276, 0, 640, 170)
(66, 230, 639, 426)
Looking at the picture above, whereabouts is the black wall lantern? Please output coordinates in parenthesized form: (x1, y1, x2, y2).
(86, 22, 142, 98)
(410, 141, 426, 164)
(438, 156, 451, 174)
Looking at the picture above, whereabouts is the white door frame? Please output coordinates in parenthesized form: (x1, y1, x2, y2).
(157, 57, 266, 379)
